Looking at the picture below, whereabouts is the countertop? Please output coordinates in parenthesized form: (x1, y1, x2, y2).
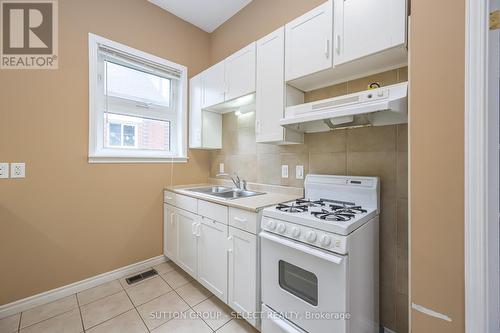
(165, 179, 304, 212)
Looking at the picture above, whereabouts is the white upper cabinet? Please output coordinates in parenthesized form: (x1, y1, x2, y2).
(333, 0, 407, 66)
(256, 27, 303, 144)
(225, 42, 256, 102)
(202, 61, 225, 108)
(189, 73, 222, 150)
(285, 0, 333, 81)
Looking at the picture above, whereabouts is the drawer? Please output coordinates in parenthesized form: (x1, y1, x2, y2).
(163, 191, 197, 214)
(198, 200, 228, 224)
(229, 207, 258, 234)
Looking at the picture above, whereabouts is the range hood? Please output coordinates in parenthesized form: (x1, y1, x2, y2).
(280, 82, 408, 133)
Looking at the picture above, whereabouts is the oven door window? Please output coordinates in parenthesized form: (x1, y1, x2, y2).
(278, 260, 318, 306)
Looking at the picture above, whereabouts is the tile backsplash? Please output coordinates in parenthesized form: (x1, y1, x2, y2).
(208, 67, 408, 332)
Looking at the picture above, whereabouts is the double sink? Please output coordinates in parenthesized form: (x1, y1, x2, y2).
(186, 186, 264, 200)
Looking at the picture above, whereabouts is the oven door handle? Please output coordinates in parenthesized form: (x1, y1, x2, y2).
(260, 232, 344, 265)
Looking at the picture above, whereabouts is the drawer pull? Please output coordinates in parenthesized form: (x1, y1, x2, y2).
(233, 216, 248, 223)
(165, 196, 173, 200)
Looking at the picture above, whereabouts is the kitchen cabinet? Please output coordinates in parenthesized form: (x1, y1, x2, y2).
(285, 0, 333, 81)
(163, 191, 261, 329)
(256, 27, 303, 144)
(333, 0, 406, 66)
(163, 204, 177, 261)
(175, 208, 199, 278)
(197, 217, 229, 302)
(228, 226, 258, 326)
(224, 42, 256, 101)
(202, 61, 225, 108)
(189, 73, 222, 149)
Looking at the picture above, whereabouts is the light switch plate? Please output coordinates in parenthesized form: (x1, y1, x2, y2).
(281, 165, 289, 178)
(296, 165, 304, 180)
(0, 163, 9, 178)
(10, 163, 25, 178)
(219, 163, 225, 174)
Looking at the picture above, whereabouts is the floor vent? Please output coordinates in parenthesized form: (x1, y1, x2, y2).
(125, 269, 158, 285)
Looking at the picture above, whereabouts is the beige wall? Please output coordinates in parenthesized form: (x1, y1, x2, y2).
(210, 68, 409, 332)
(0, 0, 212, 305)
(210, 0, 326, 64)
(409, 0, 465, 332)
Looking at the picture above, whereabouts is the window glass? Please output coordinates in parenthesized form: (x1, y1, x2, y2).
(279, 260, 318, 306)
(104, 61, 171, 107)
(108, 123, 122, 146)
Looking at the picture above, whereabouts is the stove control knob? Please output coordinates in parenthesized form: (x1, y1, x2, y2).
(277, 223, 286, 234)
(266, 219, 276, 230)
(306, 231, 317, 243)
(291, 227, 301, 238)
(320, 235, 332, 247)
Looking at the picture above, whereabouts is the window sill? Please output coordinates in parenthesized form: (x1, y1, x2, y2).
(88, 156, 189, 164)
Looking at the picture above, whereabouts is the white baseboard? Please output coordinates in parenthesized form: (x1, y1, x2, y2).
(0, 255, 167, 319)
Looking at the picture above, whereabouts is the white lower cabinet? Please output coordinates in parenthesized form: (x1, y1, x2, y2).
(197, 217, 229, 302)
(163, 193, 260, 328)
(163, 204, 177, 261)
(228, 226, 258, 326)
(175, 208, 199, 278)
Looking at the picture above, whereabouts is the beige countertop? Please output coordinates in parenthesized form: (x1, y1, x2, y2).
(165, 179, 304, 212)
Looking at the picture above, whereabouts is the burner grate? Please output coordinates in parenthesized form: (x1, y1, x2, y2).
(311, 209, 354, 222)
(276, 203, 308, 213)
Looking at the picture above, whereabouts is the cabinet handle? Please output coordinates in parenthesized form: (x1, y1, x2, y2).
(325, 38, 330, 58)
(233, 216, 247, 223)
(192, 222, 197, 236)
(336, 34, 341, 55)
(227, 236, 233, 253)
(165, 196, 173, 200)
(196, 223, 201, 237)
(170, 212, 175, 225)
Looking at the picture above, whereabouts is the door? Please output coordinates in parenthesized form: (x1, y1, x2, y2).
(197, 217, 229, 302)
(256, 27, 285, 143)
(260, 231, 348, 333)
(202, 61, 225, 108)
(163, 204, 177, 261)
(333, 0, 406, 65)
(228, 227, 257, 325)
(285, 0, 333, 81)
(225, 42, 256, 101)
(189, 74, 203, 148)
(176, 208, 199, 278)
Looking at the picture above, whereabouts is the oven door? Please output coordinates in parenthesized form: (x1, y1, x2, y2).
(260, 231, 348, 333)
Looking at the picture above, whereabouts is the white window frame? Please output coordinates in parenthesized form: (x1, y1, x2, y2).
(88, 33, 188, 163)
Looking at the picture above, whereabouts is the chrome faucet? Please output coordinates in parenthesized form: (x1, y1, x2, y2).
(216, 172, 247, 190)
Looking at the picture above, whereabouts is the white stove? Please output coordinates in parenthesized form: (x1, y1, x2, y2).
(260, 174, 380, 333)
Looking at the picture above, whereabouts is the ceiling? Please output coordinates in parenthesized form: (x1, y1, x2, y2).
(148, 0, 253, 33)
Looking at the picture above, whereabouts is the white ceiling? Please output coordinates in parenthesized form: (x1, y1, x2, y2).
(148, 0, 253, 33)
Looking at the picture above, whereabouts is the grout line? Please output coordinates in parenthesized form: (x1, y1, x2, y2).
(17, 312, 22, 333)
(122, 269, 155, 333)
(18, 303, 79, 331)
(78, 288, 124, 308)
(75, 293, 85, 333)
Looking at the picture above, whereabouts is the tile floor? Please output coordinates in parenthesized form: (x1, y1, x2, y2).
(0, 261, 258, 333)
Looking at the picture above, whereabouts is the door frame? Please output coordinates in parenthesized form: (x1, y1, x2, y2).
(465, 0, 500, 332)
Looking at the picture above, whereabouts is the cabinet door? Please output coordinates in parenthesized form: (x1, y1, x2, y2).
(202, 61, 225, 108)
(176, 208, 199, 278)
(197, 217, 229, 302)
(163, 204, 177, 261)
(224, 42, 256, 101)
(334, 0, 406, 65)
(256, 27, 285, 143)
(189, 74, 203, 149)
(285, 1, 333, 81)
(228, 227, 257, 326)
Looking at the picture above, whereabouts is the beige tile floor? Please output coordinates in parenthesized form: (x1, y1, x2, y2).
(0, 261, 258, 333)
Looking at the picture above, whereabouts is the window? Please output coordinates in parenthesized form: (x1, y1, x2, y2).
(88, 33, 187, 163)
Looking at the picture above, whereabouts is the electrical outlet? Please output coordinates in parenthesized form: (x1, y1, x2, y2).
(281, 165, 289, 178)
(296, 165, 304, 180)
(219, 163, 225, 174)
(10, 163, 25, 178)
(0, 163, 9, 179)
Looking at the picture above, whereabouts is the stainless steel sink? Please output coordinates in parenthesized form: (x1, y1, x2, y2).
(186, 186, 264, 200)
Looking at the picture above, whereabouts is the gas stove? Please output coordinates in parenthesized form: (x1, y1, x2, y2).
(262, 175, 380, 237)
